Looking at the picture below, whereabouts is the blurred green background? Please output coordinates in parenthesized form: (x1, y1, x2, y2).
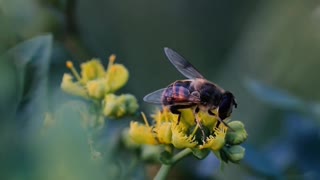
(1, 0, 320, 179)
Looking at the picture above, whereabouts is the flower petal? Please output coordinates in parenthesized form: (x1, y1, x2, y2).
(129, 122, 158, 145)
(171, 125, 197, 148)
(155, 122, 172, 144)
(61, 73, 88, 98)
(81, 59, 105, 82)
(105, 64, 129, 93)
(200, 124, 227, 151)
(86, 79, 107, 99)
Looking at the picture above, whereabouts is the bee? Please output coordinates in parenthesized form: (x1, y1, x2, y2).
(143, 47, 237, 140)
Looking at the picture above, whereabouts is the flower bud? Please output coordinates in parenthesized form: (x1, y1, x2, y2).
(103, 94, 121, 117)
(226, 121, 248, 145)
(121, 94, 139, 115)
(223, 145, 245, 163)
(102, 94, 139, 118)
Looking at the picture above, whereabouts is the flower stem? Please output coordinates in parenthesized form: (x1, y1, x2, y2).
(154, 148, 192, 180)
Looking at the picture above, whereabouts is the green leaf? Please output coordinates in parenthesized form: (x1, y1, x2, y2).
(191, 148, 210, 160)
(1, 34, 53, 122)
(218, 149, 229, 164)
(244, 78, 303, 110)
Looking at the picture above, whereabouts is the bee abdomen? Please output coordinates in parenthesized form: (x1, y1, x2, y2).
(162, 81, 191, 105)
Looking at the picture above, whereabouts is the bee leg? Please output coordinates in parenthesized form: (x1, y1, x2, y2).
(208, 110, 234, 131)
(169, 106, 182, 125)
(169, 104, 194, 125)
(194, 107, 206, 142)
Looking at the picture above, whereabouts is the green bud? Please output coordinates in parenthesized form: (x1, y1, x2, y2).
(122, 94, 139, 114)
(103, 94, 139, 118)
(222, 145, 245, 163)
(103, 94, 119, 117)
(226, 121, 248, 145)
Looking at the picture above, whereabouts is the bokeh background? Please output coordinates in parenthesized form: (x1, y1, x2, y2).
(1, 0, 320, 179)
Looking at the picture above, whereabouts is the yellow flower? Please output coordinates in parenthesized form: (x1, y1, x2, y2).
(171, 125, 197, 148)
(121, 127, 141, 149)
(179, 109, 196, 127)
(128, 107, 247, 164)
(152, 108, 191, 132)
(61, 73, 88, 98)
(153, 108, 175, 124)
(198, 110, 219, 130)
(155, 122, 172, 144)
(129, 122, 158, 145)
(200, 125, 227, 151)
(86, 79, 107, 99)
(80, 59, 105, 83)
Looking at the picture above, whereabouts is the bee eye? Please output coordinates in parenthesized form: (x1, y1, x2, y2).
(218, 92, 235, 119)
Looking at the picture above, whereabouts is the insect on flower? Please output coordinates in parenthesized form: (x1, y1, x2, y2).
(143, 47, 237, 141)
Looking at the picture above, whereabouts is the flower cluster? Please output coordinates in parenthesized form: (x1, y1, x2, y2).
(61, 55, 139, 119)
(129, 108, 247, 163)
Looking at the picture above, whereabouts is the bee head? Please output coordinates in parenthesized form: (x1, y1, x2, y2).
(218, 91, 237, 120)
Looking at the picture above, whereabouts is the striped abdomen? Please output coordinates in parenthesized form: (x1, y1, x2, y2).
(162, 80, 196, 105)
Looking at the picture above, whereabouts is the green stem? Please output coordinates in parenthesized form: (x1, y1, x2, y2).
(154, 148, 192, 180)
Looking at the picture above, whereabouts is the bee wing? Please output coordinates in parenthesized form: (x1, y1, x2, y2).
(164, 47, 204, 79)
(143, 88, 166, 104)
